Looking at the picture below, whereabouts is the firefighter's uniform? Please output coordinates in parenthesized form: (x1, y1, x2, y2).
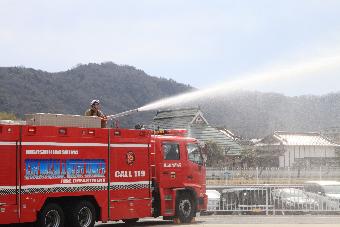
(85, 108, 107, 128)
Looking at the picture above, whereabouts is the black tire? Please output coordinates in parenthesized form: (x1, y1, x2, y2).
(175, 192, 195, 223)
(37, 203, 64, 227)
(122, 218, 139, 225)
(68, 200, 96, 227)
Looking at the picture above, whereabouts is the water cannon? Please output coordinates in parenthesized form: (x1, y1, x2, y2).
(107, 108, 139, 120)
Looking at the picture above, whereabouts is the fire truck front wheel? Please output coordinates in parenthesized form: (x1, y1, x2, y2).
(176, 192, 195, 223)
(68, 200, 96, 227)
(37, 203, 65, 227)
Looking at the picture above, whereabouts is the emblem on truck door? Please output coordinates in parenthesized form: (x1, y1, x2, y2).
(126, 151, 136, 165)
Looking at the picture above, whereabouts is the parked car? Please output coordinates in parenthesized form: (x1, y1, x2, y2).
(304, 181, 340, 210)
(202, 190, 221, 214)
(221, 187, 269, 214)
(271, 188, 319, 211)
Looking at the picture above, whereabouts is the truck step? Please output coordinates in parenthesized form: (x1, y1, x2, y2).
(164, 209, 174, 215)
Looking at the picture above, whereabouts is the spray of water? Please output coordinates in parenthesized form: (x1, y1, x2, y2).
(138, 54, 340, 112)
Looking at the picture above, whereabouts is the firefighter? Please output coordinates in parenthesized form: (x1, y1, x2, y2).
(85, 99, 107, 128)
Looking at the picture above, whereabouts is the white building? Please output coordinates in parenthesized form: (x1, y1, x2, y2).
(256, 131, 340, 168)
(322, 127, 340, 145)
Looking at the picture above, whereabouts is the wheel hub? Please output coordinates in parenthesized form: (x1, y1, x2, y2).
(78, 207, 92, 227)
(45, 210, 61, 227)
(179, 199, 192, 217)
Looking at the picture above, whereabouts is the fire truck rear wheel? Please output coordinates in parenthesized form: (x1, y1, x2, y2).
(37, 203, 65, 227)
(176, 192, 195, 223)
(69, 200, 96, 227)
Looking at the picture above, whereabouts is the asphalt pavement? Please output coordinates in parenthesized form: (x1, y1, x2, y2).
(2, 215, 340, 227)
(96, 215, 340, 227)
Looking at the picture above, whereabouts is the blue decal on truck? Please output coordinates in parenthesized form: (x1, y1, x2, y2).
(25, 159, 106, 179)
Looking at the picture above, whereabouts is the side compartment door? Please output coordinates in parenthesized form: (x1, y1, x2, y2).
(109, 129, 151, 220)
(19, 126, 109, 223)
(0, 124, 20, 223)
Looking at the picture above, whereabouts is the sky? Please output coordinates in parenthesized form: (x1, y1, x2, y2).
(1, 0, 340, 96)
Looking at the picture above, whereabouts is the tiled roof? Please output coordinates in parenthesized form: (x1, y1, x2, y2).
(152, 107, 243, 155)
(153, 107, 205, 129)
(274, 131, 337, 146)
(153, 115, 194, 129)
(154, 107, 199, 120)
(188, 125, 243, 155)
(257, 131, 339, 147)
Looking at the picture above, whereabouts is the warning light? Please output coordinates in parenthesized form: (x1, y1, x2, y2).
(88, 130, 95, 136)
(114, 130, 121, 136)
(58, 128, 67, 135)
(27, 127, 36, 134)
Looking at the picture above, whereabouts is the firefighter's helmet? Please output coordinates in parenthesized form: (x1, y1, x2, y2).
(91, 99, 100, 106)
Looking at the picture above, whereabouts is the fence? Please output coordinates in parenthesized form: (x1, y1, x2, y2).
(206, 184, 340, 215)
(206, 167, 340, 185)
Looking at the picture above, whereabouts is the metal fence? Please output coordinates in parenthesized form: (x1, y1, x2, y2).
(206, 167, 340, 185)
(206, 185, 340, 215)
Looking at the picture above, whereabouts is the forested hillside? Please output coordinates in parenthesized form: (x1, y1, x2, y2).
(0, 63, 192, 126)
(1, 63, 340, 138)
(197, 91, 340, 138)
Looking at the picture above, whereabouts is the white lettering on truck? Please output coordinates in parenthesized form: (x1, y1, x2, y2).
(114, 170, 146, 178)
(163, 163, 182, 168)
(26, 150, 78, 155)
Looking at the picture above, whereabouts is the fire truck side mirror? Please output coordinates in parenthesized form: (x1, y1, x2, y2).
(199, 144, 207, 163)
(202, 153, 207, 163)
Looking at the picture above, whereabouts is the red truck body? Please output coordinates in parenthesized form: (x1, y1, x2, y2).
(0, 124, 207, 226)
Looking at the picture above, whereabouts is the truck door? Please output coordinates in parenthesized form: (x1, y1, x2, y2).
(0, 124, 20, 223)
(158, 141, 184, 188)
(184, 143, 205, 186)
(109, 129, 152, 221)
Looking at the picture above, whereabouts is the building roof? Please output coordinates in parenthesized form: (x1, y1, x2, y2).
(153, 107, 208, 129)
(257, 131, 339, 147)
(188, 125, 243, 155)
(219, 128, 237, 140)
(154, 107, 200, 120)
(152, 107, 243, 155)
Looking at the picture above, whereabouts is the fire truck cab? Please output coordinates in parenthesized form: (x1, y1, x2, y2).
(0, 123, 207, 227)
(151, 129, 206, 222)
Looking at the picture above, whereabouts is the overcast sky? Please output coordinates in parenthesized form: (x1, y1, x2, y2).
(1, 0, 340, 95)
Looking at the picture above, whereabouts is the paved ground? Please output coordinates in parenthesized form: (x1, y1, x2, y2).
(96, 215, 340, 227)
(3, 215, 340, 226)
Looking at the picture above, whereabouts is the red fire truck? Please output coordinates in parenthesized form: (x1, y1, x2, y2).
(0, 123, 207, 226)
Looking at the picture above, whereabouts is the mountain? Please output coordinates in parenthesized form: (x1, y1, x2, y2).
(0, 63, 193, 127)
(196, 91, 340, 138)
(1, 63, 340, 138)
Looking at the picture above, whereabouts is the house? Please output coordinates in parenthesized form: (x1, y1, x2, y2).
(255, 131, 340, 168)
(322, 127, 340, 145)
(151, 107, 243, 158)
